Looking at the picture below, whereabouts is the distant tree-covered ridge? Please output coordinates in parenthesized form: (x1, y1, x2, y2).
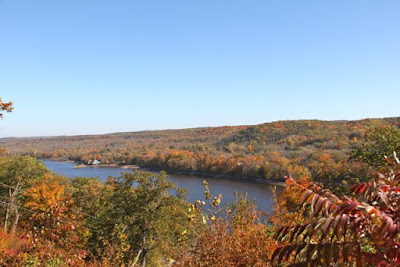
(1, 117, 399, 186)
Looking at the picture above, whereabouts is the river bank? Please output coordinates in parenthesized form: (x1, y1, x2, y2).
(73, 163, 140, 169)
(42, 158, 285, 186)
(42, 158, 139, 169)
(142, 168, 285, 186)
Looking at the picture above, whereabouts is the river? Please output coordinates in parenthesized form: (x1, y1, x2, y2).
(42, 160, 282, 213)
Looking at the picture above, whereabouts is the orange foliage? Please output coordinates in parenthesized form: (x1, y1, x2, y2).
(21, 174, 90, 265)
(0, 97, 13, 118)
(270, 178, 310, 228)
(0, 230, 25, 265)
(0, 174, 92, 266)
(175, 196, 277, 266)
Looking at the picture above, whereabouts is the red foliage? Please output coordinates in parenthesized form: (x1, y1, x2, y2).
(273, 157, 400, 266)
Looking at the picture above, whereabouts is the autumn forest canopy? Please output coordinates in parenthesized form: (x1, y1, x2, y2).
(2, 99, 400, 266)
(2, 116, 400, 192)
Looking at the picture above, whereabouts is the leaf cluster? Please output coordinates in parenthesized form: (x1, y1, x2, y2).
(273, 157, 400, 266)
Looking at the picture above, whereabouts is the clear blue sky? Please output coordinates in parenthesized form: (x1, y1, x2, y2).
(1, 1, 399, 137)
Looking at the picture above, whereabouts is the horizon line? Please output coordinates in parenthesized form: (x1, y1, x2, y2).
(1, 115, 398, 140)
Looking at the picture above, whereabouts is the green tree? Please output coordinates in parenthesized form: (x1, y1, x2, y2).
(79, 172, 189, 266)
(351, 125, 400, 168)
(68, 177, 113, 259)
(0, 156, 48, 233)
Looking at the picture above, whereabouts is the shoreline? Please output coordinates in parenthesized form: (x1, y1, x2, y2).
(73, 163, 139, 170)
(42, 158, 139, 169)
(41, 158, 285, 187)
(146, 169, 286, 186)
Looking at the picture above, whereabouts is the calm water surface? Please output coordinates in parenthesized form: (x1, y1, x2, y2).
(42, 160, 282, 213)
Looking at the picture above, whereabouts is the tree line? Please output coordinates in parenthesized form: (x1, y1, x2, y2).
(2, 97, 400, 265)
(1, 117, 400, 192)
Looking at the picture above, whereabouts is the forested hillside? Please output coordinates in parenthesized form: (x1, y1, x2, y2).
(2, 99, 400, 265)
(2, 118, 399, 185)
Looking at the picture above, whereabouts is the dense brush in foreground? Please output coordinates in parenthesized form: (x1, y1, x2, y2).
(273, 154, 400, 266)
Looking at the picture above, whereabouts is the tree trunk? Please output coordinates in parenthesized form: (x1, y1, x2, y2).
(4, 188, 13, 232)
(140, 249, 147, 267)
(11, 204, 19, 234)
(131, 249, 142, 267)
(3, 200, 10, 232)
(140, 233, 147, 267)
(4, 182, 20, 233)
